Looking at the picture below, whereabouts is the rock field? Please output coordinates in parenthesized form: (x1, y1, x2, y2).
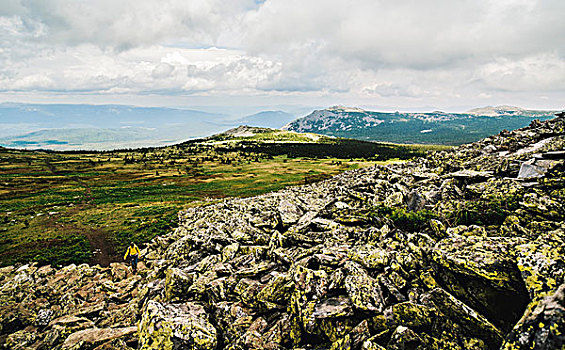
(1, 115, 564, 349)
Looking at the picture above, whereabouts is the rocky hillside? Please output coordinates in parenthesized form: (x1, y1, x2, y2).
(283, 105, 558, 145)
(1, 115, 564, 349)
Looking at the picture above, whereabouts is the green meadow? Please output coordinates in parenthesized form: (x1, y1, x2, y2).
(0, 132, 449, 267)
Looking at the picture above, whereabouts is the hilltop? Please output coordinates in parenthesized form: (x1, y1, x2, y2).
(283, 105, 558, 145)
(0, 114, 564, 349)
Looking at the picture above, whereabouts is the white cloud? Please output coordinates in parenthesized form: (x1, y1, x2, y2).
(152, 63, 175, 79)
(0, 0, 255, 48)
(477, 54, 565, 91)
(363, 83, 424, 98)
(0, 0, 564, 109)
(0, 44, 282, 95)
(244, 0, 565, 69)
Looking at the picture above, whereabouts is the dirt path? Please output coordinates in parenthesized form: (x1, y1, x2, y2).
(85, 227, 120, 266)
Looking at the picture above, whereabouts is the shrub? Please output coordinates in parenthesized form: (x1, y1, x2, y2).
(369, 206, 438, 232)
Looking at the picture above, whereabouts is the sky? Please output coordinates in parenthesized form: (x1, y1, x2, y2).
(1, 0, 564, 112)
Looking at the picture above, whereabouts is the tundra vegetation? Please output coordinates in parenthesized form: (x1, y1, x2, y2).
(0, 127, 443, 267)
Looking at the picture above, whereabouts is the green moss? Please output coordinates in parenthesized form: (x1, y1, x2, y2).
(368, 206, 438, 232)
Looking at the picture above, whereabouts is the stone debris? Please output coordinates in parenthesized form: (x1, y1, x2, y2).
(1, 114, 565, 349)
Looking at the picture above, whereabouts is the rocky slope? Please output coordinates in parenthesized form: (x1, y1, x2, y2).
(1, 115, 565, 349)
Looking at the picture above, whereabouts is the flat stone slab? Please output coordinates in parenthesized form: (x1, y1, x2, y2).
(62, 326, 137, 349)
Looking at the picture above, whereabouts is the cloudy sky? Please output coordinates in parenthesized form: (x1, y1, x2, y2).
(1, 0, 564, 112)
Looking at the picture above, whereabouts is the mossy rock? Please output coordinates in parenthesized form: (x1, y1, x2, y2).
(430, 235, 530, 331)
(164, 268, 194, 302)
(138, 300, 217, 350)
(501, 284, 565, 350)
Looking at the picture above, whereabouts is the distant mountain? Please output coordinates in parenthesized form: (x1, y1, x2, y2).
(466, 105, 555, 117)
(283, 105, 560, 145)
(235, 110, 295, 129)
(0, 127, 184, 150)
(0, 103, 233, 150)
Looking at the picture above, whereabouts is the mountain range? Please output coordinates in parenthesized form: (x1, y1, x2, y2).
(0, 103, 301, 150)
(283, 105, 559, 145)
(0, 103, 231, 150)
(0, 103, 560, 149)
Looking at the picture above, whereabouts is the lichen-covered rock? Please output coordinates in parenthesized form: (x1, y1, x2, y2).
(138, 300, 217, 350)
(61, 326, 137, 350)
(279, 199, 304, 226)
(515, 227, 565, 300)
(344, 261, 386, 312)
(349, 245, 389, 270)
(4, 329, 38, 350)
(430, 235, 530, 331)
(424, 287, 503, 349)
(387, 325, 422, 350)
(501, 283, 565, 350)
(312, 296, 354, 319)
(256, 272, 293, 307)
(164, 268, 194, 302)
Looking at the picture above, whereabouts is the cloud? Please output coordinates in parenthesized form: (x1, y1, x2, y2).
(477, 53, 565, 91)
(244, 0, 565, 70)
(363, 83, 423, 98)
(0, 0, 564, 108)
(0, 0, 257, 49)
(0, 44, 283, 95)
(152, 63, 175, 79)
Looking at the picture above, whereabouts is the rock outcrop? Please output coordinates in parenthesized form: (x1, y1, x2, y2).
(1, 115, 565, 349)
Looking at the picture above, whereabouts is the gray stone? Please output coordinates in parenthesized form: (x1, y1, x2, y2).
(138, 300, 217, 350)
(518, 162, 546, 178)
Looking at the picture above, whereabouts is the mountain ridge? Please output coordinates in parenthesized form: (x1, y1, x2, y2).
(283, 105, 560, 145)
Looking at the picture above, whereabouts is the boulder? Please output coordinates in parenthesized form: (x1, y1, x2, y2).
(515, 228, 565, 299)
(138, 300, 217, 350)
(501, 283, 565, 350)
(61, 326, 137, 350)
(4, 329, 38, 350)
(278, 199, 304, 226)
(386, 326, 422, 350)
(349, 245, 389, 270)
(256, 272, 294, 307)
(518, 162, 546, 179)
(424, 288, 503, 349)
(110, 264, 129, 281)
(430, 235, 530, 331)
(34, 309, 54, 327)
(344, 261, 386, 312)
(164, 268, 194, 302)
(312, 296, 354, 319)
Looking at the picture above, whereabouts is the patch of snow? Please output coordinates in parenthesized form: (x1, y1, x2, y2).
(362, 116, 384, 125)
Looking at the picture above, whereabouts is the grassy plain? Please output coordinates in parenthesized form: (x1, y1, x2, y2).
(0, 132, 449, 267)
